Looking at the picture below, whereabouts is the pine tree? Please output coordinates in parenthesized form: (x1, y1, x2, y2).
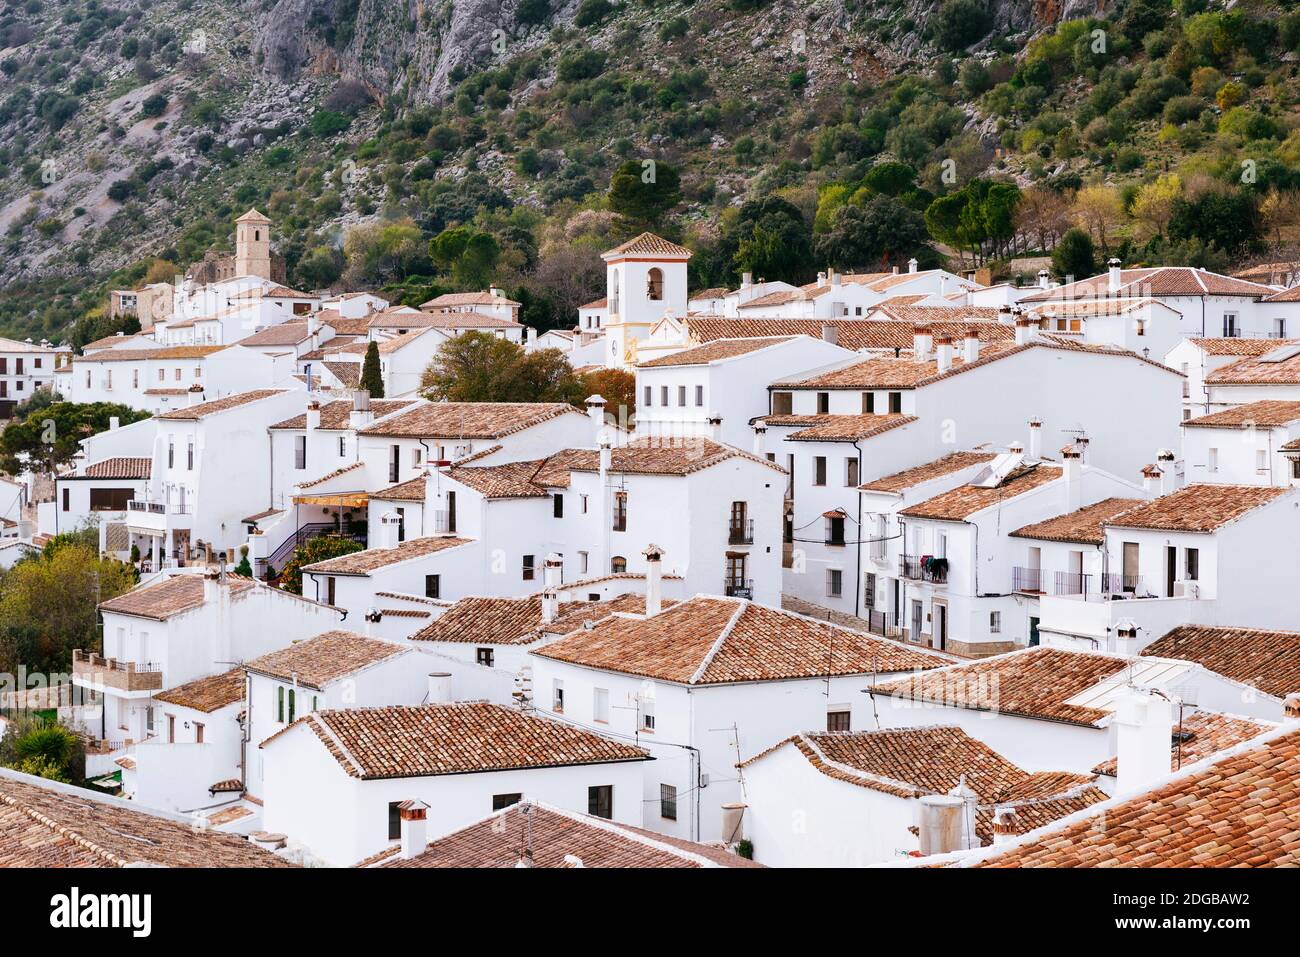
(360, 340, 385, 398)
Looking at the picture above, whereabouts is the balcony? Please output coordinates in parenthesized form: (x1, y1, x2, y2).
(72, 650, 162, 694)
(1012, 566, 1045, 594)
(724, 578, 754, 599)
(728, 519, 754, 545)
(900, 555, 948, 584)
(125, 499, 192, 533)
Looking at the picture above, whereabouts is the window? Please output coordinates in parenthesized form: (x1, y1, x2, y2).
(580, 494, 589, 514)
(388, 801, 402, 840)
(288, 689, 296, 723)
(476, 647, 495, 668)
(588, 785, 613, 820)
(89, 488, 132, 511)
(61, 488, 69, 512)
(1208, 448, 1219, 473)
(493, 793, 522, 811)
(814, 456, 827, 486)
(1257, 449, 1268, 473)
(167, 440, 174, 469)
(660, 385, 669, 405)
(388, 444, 400, 484)
(167, 715, 175, 744)
(641, 696, 655, 732)
(677, 385, 686, 406)
(826, 515, 845, 545)
(613, 491, 627, 531)
(771, 391, 793, 415)
(611, 555, 627, 573)
(522, 554, 536, 580)
(888, 392, 903, 414)
(412, 448, 422, 468)
(694, 385, 704, 406)
(816, 392, 830, 414)
(277, 686, 285, 723)
(647, 267, 664, 300)
(593, 688, 609, 723)
(579, 551, 589, 574)
(826, 709, 851, 732)
(158, 368, 165, 382)
(864, 572, 877, 609)
(425, 574, 440, 599)
(195, 722, 204, 744)
(845, 457, 859, 487)
(187, 440, 194, 471)
(133, 369, 139, 389)
(552, 679, 565, 713)
(338, 436, 347, 457)
(1223, 313, 1239, 337)
(660, 783, 678, 821)
(1185, 548, 1199, 581)
(553, 494, 564, 518)
(861, 392, 875, 414)
(827, 568, 843, 597)
(1276, 318, 1288, 339)
(990, 611, 1002, 634)
(326, 576, 336, 605)
(643, 385, 652, 407)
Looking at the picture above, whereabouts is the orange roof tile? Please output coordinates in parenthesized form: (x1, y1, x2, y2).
(859, 452, 997, 493)
(899, 463, 1063, 521)
(1102, 484, 1288, 533)
(1009, 497, 1145, 545)
(1141, 624, 1300, 700)
(244, 630, 407, 689)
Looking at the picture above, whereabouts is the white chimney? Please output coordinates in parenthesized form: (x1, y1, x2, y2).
(1107, 257, 1122, 294)
(741, 271, 752, 289)
(1027, 419, 1042, 463)
(1284, 692, 1300, 720)
(363, 607, 381, 637)
(1014, 315, 1039, 346)
(720, 802, 746, 845)
(202, 567, 220, 604)
(821, 323, 838, 345)
(307, 312, 321, 338)
(541, 553, 562, 624)
(1141, 464, 1159, 498)
(934, 336, 953, 374)
(752, 424, 766, 457)
(427, 672, 452, 703)
(962, 329, 980, 364)
(907, 257, 918, 274)
(1157, 449, 1176, 496)
(349, 389, 372, 430)
(398, 800, 430, 860)
(527, 327, 538, 347)
(1113, 687, 1174, 796)
(109, 416, 120, 431)
(1064, 447, 1082, 512)
(585, 394, 607, 428)
(991, 807, 1019, 846)
(912, 326, 932, 361)
(891, 265, 900, 275)
(830, 269, 841, 287)
(187, 384, 205, 406)
(1038, 269, 1050, 289)
(305, 400, 321, 433)
(377, 510, 401, 549)
(917, 794, 966, 856)
(707, 413, 722, 443)
(598, 439, 612, 477)
(816, 270, 827, 287)
(643, 544, 664, 617)
(997, 304, 1014, 325)
(939, 273, 948, 297)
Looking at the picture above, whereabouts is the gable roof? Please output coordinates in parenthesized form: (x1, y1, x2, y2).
(1182, 400, 1300, 428)
(98, 575, 256, 620)
(419, 291, 521, 309)
(356, 402, 578, 439)
(533, 596, 952, 685)
(243, 630, 407, 689)
(269, 398, 414, 431)
(1141, 624, 1300, 700)
(1204, 348, 1300, 385)
(1101, 484, 1288, 533)
(235, 322, 313, 347)
(155, 389, 285, 420)
(687, 318, 1015, 352)
(602, 232, 692, 259)
(409, 593, 671, 646)
(899, 463, 1063, 522)
(153, 668, 246, 713)
(264, 702, 648, 779)
(82, 457, 152, 480)
(638, 337, 794, 368)
(764, 413, 916, 442)
(301, 536, 471, 576)
(1009, 497, 1145, 545)
(859, 451, 998, 494)
(1019, 266, 1273, 302)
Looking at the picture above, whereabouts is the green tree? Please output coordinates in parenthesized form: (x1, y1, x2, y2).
(729, 196, 814, 283)
(428, 226, 501, 288)
(420, 333, 589, 404)
(932, 0, 994, 52)
(814, 196, 935, 271)
(0, 402, 151, 475)
(277, 536, 364, 595)
(1169, 190, 1261, 254)
(0, 715, 85, 784)
(360, 341, 385, 399)
(1052, 228, 1097, 280)
(608, 159, 682, 227)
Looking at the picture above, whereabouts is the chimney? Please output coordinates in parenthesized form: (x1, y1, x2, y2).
(1157, 449, 1176, 496)
(1113, 687, 1175, 796)
(830, 269, 841, 287)
(305, 400, 321, 433)
(1141, 463, 1160, 498)
(991, 807, 1019, 846)
(917, 794, 966, 856)
(907, 257, 918, 274)
(363, 607, 381, 638)
(527, 327, 538, 347)
(752, 424, 766, 457)
(109, 416, 120, 431)
(891, 265, 900, 275)
(1107, 257, 1122, 294)
(427, 672, 452, 703)
(202, 566, 220, 604)
(187, 383, 205, 406)
(816, 271, 827, 287)
(741, 271, 752, 289)
(1284, 692, 1300, 720)
(598, 439, 612, 477)
(377, 510, 401, 549)
(643, 544, 664, 617)
(720, 802, 746, 845)
(585, 394, 607, 428)
(939, 273, 948, 298)
(1014, 314, 1039, 346)
(349, 389, 372, 430)
(912, 325, 932, 361)
(934, 335, 953, 374)
(398, 800, 430, 860)
(821, 323, 838, 345)
(962, 328, 980, 364)
(307, 312, 321, 339)
(490, 285, 504, 299)
(541, 553, 562, 624)
(707, 413, 722, 443)
(1038, 268, 1050, 289)
(1027, 419, 1042, 463)
(997, 304, 1013, 325)
(1063, 446, 1082, 512)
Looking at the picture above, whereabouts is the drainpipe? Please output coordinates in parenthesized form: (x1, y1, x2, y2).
(853, 439, 864, 618)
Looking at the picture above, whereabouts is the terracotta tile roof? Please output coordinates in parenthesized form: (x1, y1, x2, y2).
(1091, 709, 1273, 777)
(370, 476, 426, 501)
(82, 457, 151, 479)
(143, 387, 188, 396)
(1202, 347, 1300, 385)
(686, 317, 1013, 352)
(83, 332, 143, 351)
(1182, 400, 1300, 428)
(419, 291, 521, 309)
(1019, 266, 1273, 302)
(154, 668, 245, 713)
(266, 702, 649, 779)
(0, 772, 292, 867)
(638, 337, 794, 368)
(302, 536, 471, 575)
(1142, 624, 1300, 700)
(871, 303, 1002, 324)
(743, 728, 1104, 844)
(739, 288, 803, 308)
(385, 310, 521, 329)
(324, 316, 374, 335)
(872, 646, 1132, 727)
(375, 802, 760, 868)
(1009, 497, 1145, 545)
(899, 463, 1062, 521)
(602, 232, 692, 259)
(1186, 336, 1296, 356)
(242, 508, 283, 524)
(357, 402, 579, 439)
(1027, 296, 1171, 318)
(156, 389, 285, 420)
(539, 436, 784, 485)
(579, 297, 608, 309)
(1263, 285, 1300, 302)
(244, 630, 407, 689)
(235, 322, 313, 347)
(323, 361, 360, 387)
(771, 413, 916, 442)
(77, 345, 227, 363)
(859, 452, 998, 493)
(688, 287, 731, 301)
(410, 593, 670, 646)
(99, 575, 257, 620)
(973, 726, 1300, 867)
(269, 398, 414, 431)
(446, 458, 555, 498)
(534, 596, 952, 684)
(296, 461, 364, 490)
(1102, 484, 1288, 533)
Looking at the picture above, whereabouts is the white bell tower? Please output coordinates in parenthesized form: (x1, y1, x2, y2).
(600, 232, 691, 370)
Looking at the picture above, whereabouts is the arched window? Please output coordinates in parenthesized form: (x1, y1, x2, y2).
(646, 268, 664, 301)
(611, 556, 627, 573)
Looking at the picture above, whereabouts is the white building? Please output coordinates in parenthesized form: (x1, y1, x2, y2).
(259, 700, 651, 866)
(0, 336, 69, 415)
(1180, 401, 1300, 487)
(1164, 336, 1290, 419)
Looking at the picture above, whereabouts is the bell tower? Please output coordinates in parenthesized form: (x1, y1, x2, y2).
(234, 208, 273, 279)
